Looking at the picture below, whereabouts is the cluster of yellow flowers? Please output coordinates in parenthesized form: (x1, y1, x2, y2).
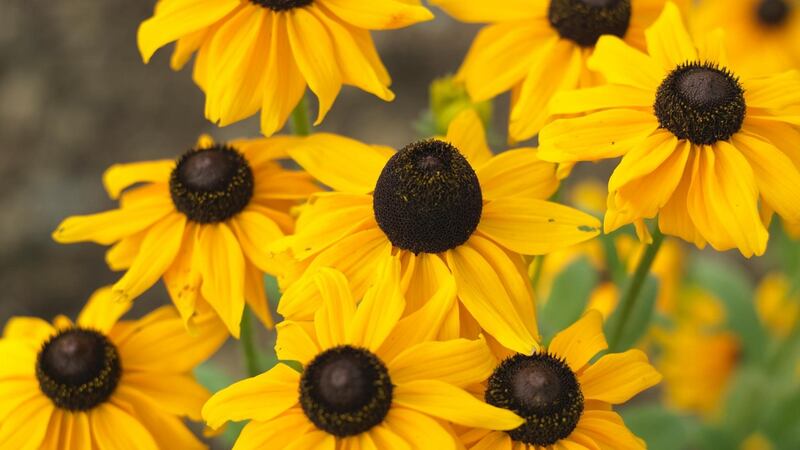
(2, 0, 799, 449)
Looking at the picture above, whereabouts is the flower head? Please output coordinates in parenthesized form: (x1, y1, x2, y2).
(202, 259, 523, 449)
(273, 109, 601, 354)
(138, 0, 434, 136)
(52, 135, 319, 336)
(0, 288, 226, 449)
(538, 2, 800, 257)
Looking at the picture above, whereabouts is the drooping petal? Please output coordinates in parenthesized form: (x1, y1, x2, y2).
(196, 223, 246, 336)
(347, 256, 405, 351)
(260, 13, 307, 136)
(91, 403, 158, 450)
(548, 310, 608, 373)
(76, 286, 133, 333)
(314, 268, 357, 350)
(320, 0, 434, 30)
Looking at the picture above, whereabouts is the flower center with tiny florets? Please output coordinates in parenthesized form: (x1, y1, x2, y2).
(756, 0, 791, 27)
(654, 61, 746, 145)
(249, 0, 313, 11)
(373, 139, 483, 254)
(36, 328, 121, 411)
(486, 353, 584, 447)
(170, 145, 254, 223)
(548, 0, 632, 47)
(300, 346, 393, 437)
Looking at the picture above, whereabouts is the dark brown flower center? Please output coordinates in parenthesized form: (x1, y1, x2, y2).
(654, 62, 746, 145)
(250, 0, 313, 11)
(373, 139, 483, 254)
(299, 346, 393, 437)
(486, 352, 584, 446)
(170, 145, 254, 223)
(548, 0, 632, 47)
(756, 0, 791, 27)
(36, 328, 121, 411)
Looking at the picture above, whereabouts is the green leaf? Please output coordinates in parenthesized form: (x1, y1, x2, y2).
(605, 275, 658, 352)
(686, 256, 766, 360)
(621, 404, 695, 450)
(764, 386, 800, 449)
(540, 257, 598, 342)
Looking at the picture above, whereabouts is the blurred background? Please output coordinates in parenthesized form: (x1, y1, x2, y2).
(1, 1, 798, 449)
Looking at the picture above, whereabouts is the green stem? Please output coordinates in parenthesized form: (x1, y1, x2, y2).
(239, 307, 261, 378)
(290, 96, 312, 136)
(608, 226, 665, 350)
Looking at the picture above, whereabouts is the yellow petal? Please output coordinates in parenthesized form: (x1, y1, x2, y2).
(202, 364, 300, 429)
(119, 373, 210, 420)
(321, 0, 434, 30)
(383, 408, 458, 450)
(77, 286, 132, 333)
(588, 36, 662, 90)
(111, 388, 206, 450)
(0, 396, 53, 450)
(260, 13, 307, 136)
(163, 223, 201, 328)
(431, 0, 547, 22)
(644, 2, 697, 71)
(314, 268, 357, 350)
(106, 230, 147, 271)
(548, 310, 608, 373)
(91, 403, 158, 450)
(233, 409, 315, 450)
(472, 431, 513, 450)
(477, 148, 558, 201)
(52, 202, 173, 245)
(230, 210, 285, 274)
(479, 198, 601, 254)
(197, 223, 246, 337)
(285, 430, 336, 450)
(2, 317, 55, 345)
(445, 109, 494, 167)
(347, 256, 405, 350)
(580, 349, 662, 404)
(744, 70, 800, 111)
(393, 380, 524, 429)
(388, 338, 495, 387)
(275, 320, 320, 364)
(369, 426, 412, 450)
(657, 152, 707, 249)
(548, 85, 653, 116)
(103, 160, 174, 199)
(576, 410, 644, 450)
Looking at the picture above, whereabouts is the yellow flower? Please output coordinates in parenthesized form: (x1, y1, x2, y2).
(692, 0, 800, 77)
(538, 2, 800, 257)
(655, 286, 739, 416)
(755, 272, 800, 338)
(430, 0, 681, 142)
(202, 259, 523, 450)
(137, 0, 433, 136)
(463, 310, 662, 450)
(275, 109, 601, 354)
(0, 288, 225, 449)
(52, 135, 319, 337)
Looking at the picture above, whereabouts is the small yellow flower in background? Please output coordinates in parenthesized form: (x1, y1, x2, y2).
(52, 135, 319, 337)
(654, 287, 739, 417)
(137, 0, 434, 136)
(538, 2, 800, 257)
(741, 432, 775, 450)
(463, 310, 662, 449)
(755, 272, 800, 338)
(202, 259, 523, 450)
(430, 0, 684, 142)
(273, 109, 601, 354)
(692, 0, 800, 77)
(0, 288, 226, 449)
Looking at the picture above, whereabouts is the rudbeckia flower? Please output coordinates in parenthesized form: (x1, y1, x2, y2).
(0, 287, 226, 449)
(430, 0, 682, 142)
(52, 135, 318, 336)
(692, 0, 800, 77)
(202, 260, 524, 450)
(274, 109, 601, 354)
(538, 2, 800, 257)
(755, 272, 800, 338)
(464, 310, 662, 450)
(137, 0, 434, 136)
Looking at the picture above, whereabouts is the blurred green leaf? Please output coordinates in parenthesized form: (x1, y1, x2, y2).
(194, 363, 245, 445)
(764, 386, 800, 449)
(605, 275, 658, 352)
(695, 425, 739, 450)
(264, 274, 282, 309)
(687, 256, 766, 360)
(541, 257, 597, 342)
(621, 404, 694, 450)
(721, 367, 768, 441)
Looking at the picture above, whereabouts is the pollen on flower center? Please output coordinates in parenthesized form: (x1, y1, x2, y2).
(170, 145, 254, 223)
(36, 328, 122, 411)
(654, 62, 746, 145)
(300, 346, 393, 437)
(756, 0, 791, 27)
(249, 0, 313, 11)
(486, 353, 584, 446)
(548, 0, 632, 47)
(373, 139, 483, 255)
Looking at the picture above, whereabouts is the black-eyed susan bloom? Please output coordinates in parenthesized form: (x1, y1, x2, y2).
(693, 0, 800, 77)
(274, 109, 601, 354)
(52, 135, 319, 337)
(430, 0, 682, 142)
(137, 0, 433, 136)
(202, 259, 524, 450)
(464, 310, 662, 450)
(538, 2, 800, 257)
(0, 288, 226, 449)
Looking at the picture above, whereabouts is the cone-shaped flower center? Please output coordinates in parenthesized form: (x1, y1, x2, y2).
(373, 139, 483, 254)
(548, 0, 632, 47)
(36, 328, 122, 411)
(170, 145, 254, 223)
(486, 353, 584, 446)
(250, 0, 313, 11)
(756, 0, 791, 27)
(300, 346, 393, 437)
(654, 62, 746, 145)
